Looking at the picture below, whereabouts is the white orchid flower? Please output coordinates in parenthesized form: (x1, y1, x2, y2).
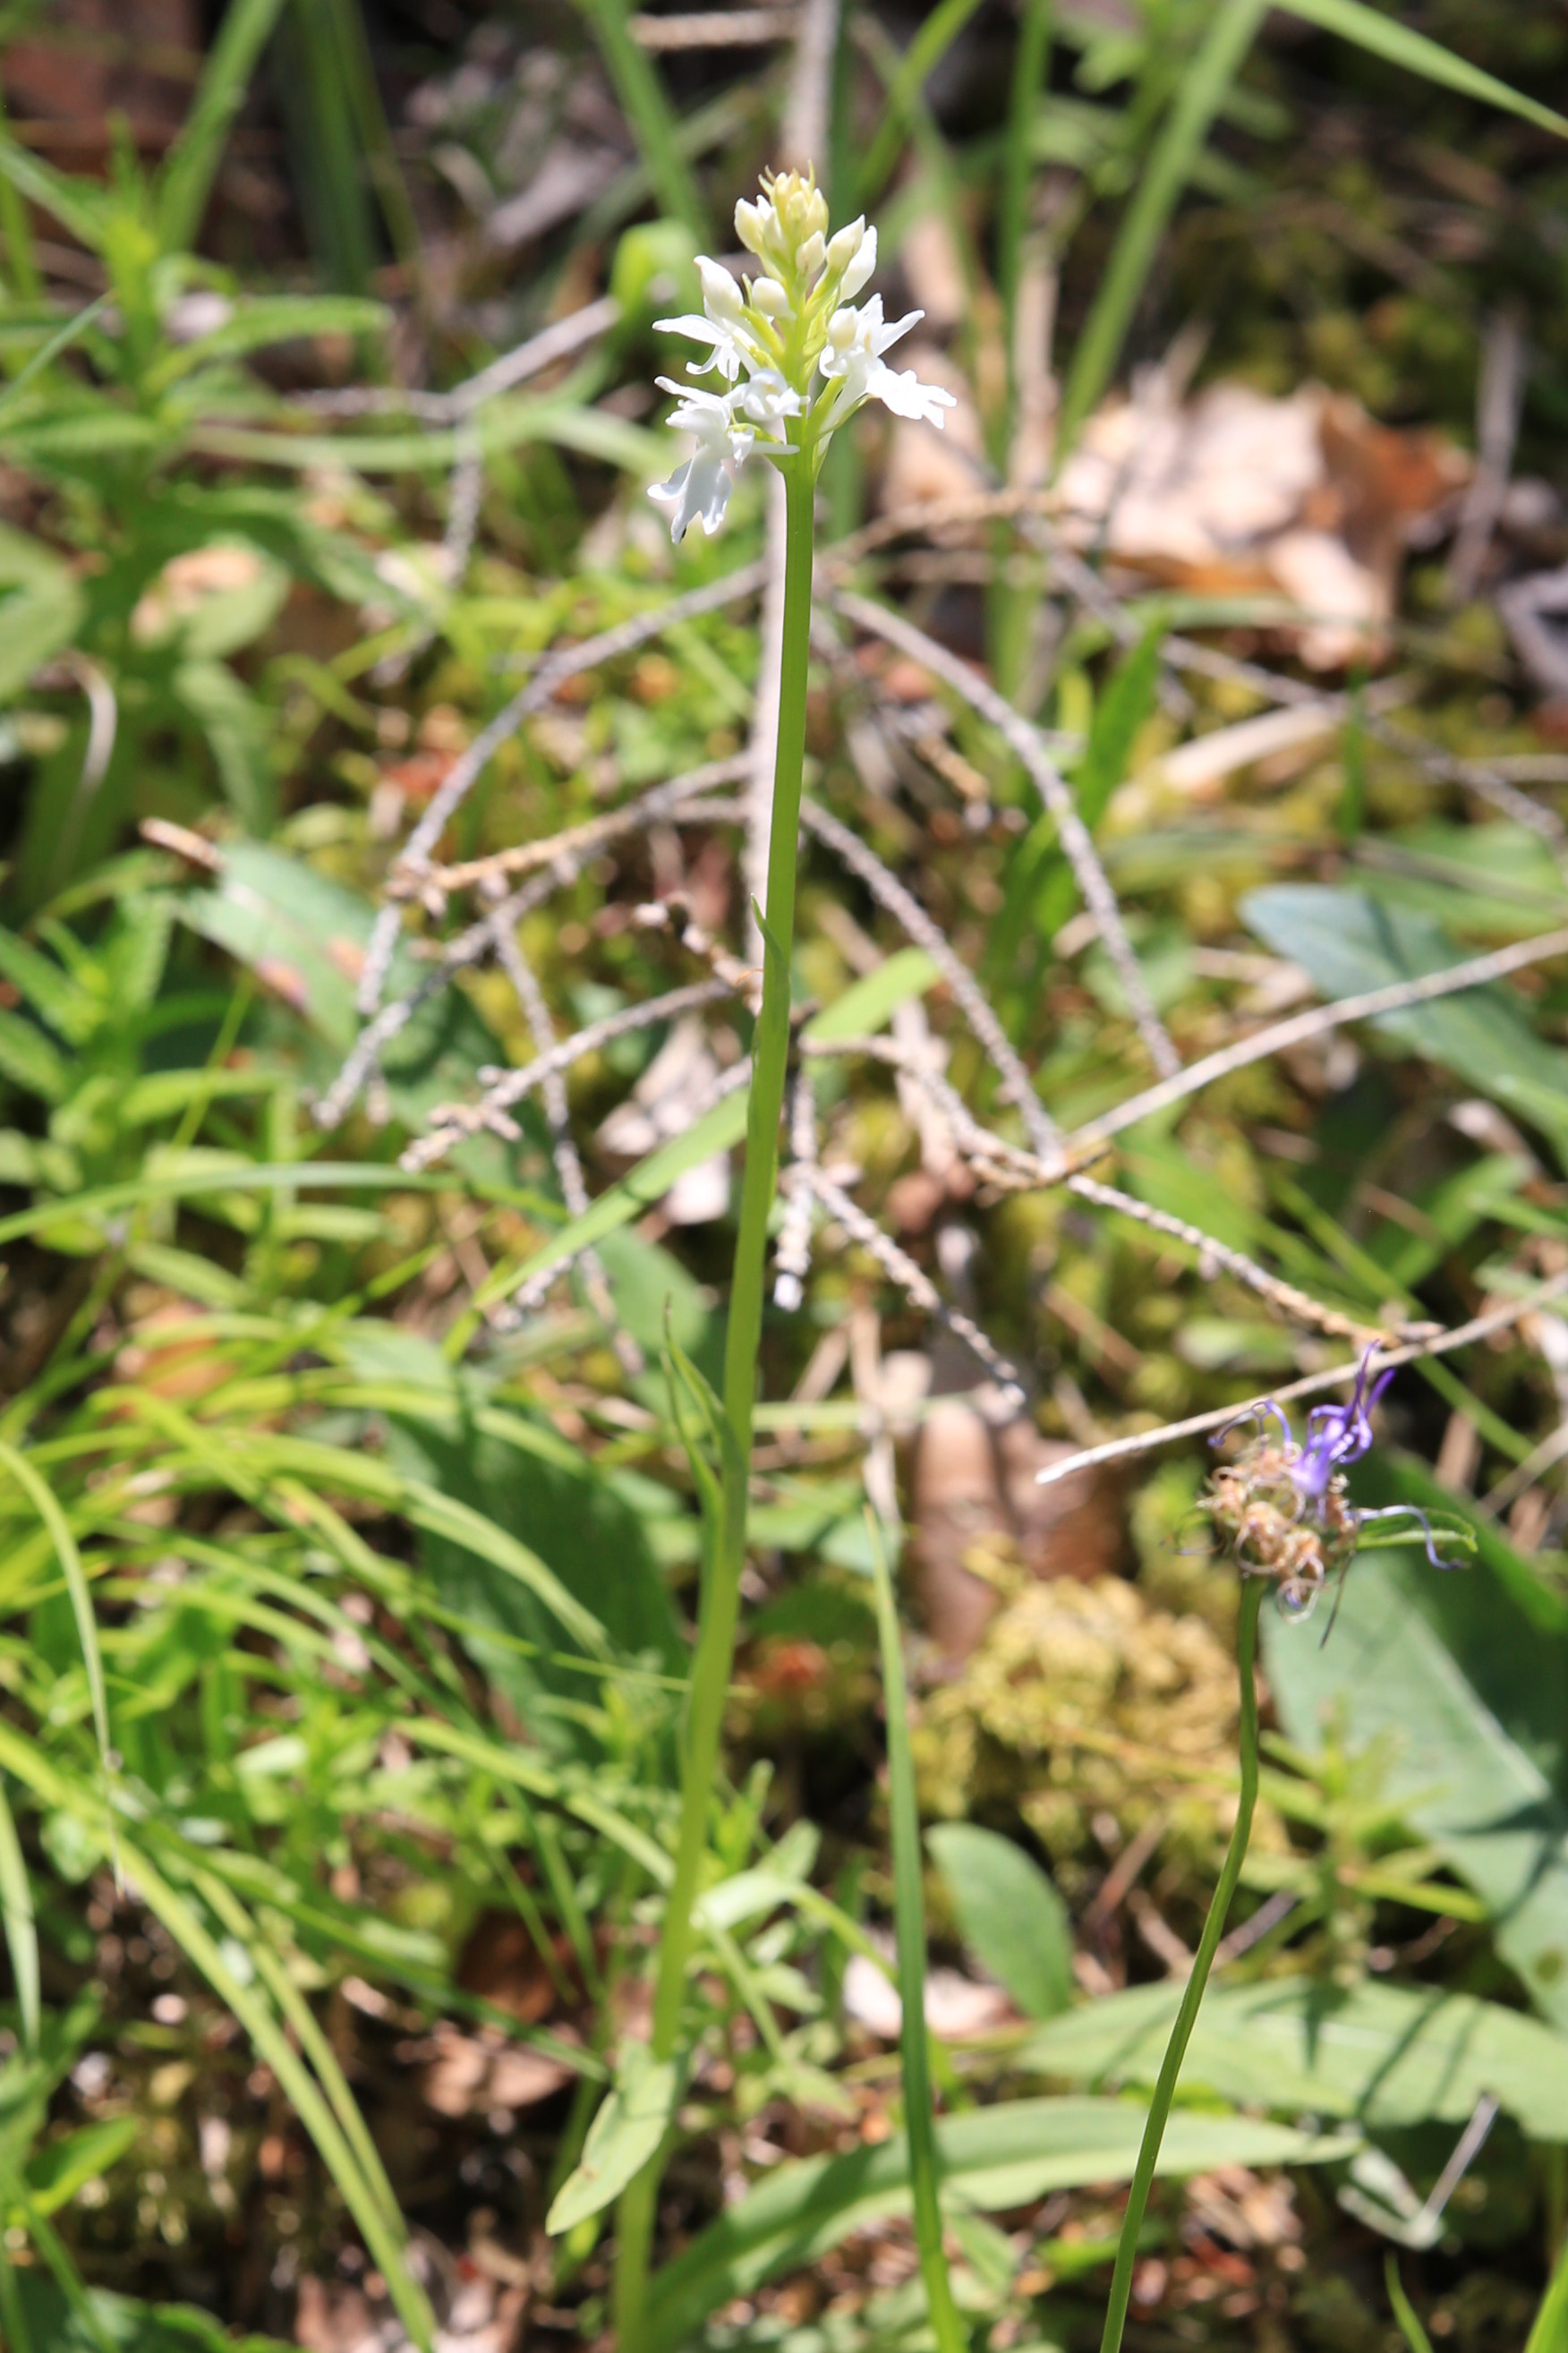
(650, 168, 958, 541)
(648, 381, 755, 542)
(818, 294, 956, 429)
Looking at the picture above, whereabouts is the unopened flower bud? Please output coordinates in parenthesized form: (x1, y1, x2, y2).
(696, 257, 745, 323)
(797, 230, 826, 280)
(823, 218, 865, 279)
(750, 277, 790, 319)
(839, 222, 877, 303)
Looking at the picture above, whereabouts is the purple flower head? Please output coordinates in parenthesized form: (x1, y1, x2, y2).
(1206, 1345, 1470, 1616)
(1291, 1347, 1395, 1511)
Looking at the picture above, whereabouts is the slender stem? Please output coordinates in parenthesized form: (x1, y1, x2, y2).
(1099, 1575, 1265, 2353)
(613, 461, 816, 2353)
(871, 1521, 967, 2353)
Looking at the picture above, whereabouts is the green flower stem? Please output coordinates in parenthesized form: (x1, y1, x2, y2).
(1099, 1574, 1265, 2353)
(871, 1520, 967, 2353)
(614, 458, 816, 2353)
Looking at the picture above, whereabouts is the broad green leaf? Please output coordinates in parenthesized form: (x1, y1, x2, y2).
(14, 2276, 294, 2349)
(150, 544, 289, 659)
(373, 1343, 678, 1749)
(928, 1824, 1073, 2021)
(1242, 885, 1568, 1166)
(173, 841, 507, 1135)
(26, 2117, 138, 2215)
(1023, 1972, 1568, 2140)
(546, 2046, 684, 2235)
(1264, 1455, 1568, 2030)
(645, 2099, 1355, 2353)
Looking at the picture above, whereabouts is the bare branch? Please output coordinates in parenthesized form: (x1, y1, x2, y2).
(357, 562, 768, 1016)
(797, 796, 1063, 1162)
(1074, 923, 1568, 1152)
(791, 1163, 1026, 1405)
(1035, 1271, 1568, 1488)
(402, 978, 735, 1172)
(831, 585, 1180, 1079)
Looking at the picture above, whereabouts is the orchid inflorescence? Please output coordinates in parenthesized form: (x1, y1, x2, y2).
(1203, 1347, 1468, 1617)
(650, 167, 957, 541)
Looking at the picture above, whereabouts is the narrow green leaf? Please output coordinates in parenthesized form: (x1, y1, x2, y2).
(856, 0, 989, 209)
(571, 0, 708, 240)
(0, 138, 108, 252)
(157, 0, 290, 251)
(0, 1012, 67, 1104)
(1277, 0, 1568, 141)
(1057, 0, 1267, 458)
(0, 295, 110, 418)
(0, 1780, 38, 2051)
(1527, 2230, 1568, 2353)
(1387, 2255, 1436, 2353)
(0, 1443, 111, 1779)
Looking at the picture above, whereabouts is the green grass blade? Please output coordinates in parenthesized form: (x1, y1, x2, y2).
(191, 1866, 402, 2238)
(856, 0, 989, 210)
(323, 0, 422, 277)
(158, 0, 291, 251)
(1276, 0, 1568, 141)
(1000, 0, 1052, 405)
(129, 1851, 434, 2353)
(0, 1441, 110, 1775)
(573, 0, 708, 240)
(869, 1517, 967, 2353)
(1056, 0, 1267, 461)
(0, 1721, 435, 2352)
(0, 1778, 38, 2051)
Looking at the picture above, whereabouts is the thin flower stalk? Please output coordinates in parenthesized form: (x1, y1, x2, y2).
(612, 168, 959, 2353)
(1099, 1574, 1264, 2353)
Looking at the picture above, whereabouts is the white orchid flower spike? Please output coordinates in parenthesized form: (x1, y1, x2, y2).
(650, 168, 956, 541)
